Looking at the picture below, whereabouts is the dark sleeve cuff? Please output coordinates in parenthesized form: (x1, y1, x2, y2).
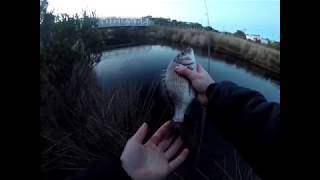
(205, 82, 217, 101)
(205, 81, 239, 108)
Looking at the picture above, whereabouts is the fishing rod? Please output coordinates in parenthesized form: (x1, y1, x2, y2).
(193, 1, 212, 178)
(203, 0, 211, 73)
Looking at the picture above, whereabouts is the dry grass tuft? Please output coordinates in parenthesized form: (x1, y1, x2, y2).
(146, 27, 280, 74)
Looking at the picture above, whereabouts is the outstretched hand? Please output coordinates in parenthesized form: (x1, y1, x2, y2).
(121, 121, 189, 180)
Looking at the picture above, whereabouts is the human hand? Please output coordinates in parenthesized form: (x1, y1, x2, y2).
(120, 121, 189, 180)
(175, 64, 215, 105)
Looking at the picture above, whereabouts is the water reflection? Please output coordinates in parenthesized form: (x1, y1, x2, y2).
(95, 45, 280, 103)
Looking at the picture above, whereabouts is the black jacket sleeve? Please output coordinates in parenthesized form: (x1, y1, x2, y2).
(68, 153, 131, 180)
(205, 81, 281, 179)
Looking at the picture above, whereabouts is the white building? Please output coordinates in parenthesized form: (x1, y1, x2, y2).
(246, 34, 260, 41)
(97, 17, 153, 27)
(246, 34, 270, 44)
(260, 38, 269, 44)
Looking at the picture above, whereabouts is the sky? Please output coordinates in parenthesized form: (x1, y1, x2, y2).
(47, 0, 280, 41)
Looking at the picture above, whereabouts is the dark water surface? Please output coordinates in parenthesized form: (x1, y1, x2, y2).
(95, 45, 279, 103)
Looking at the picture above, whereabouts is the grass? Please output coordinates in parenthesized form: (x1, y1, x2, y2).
(41, 60, 261, 179)
(40, 8, 268, 178)
(41, 71, 154, 172)
(41, 59, 164, 177)
(144, 26, 280, 75)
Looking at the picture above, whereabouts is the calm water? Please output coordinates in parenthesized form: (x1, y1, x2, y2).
(95, 45, 280, 103)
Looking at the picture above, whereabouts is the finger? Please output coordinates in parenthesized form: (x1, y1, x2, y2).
(131, 122, 148, 143)
(165, 136, 183, 160)
(175, 64, 195, 80)
(196, 64, 205, 73)
(157, 136, 173, 152)
(146, 121, 171, 146)
(169, 148, 190, 173)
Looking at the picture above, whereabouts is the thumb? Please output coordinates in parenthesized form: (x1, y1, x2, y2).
(196, 64, 205, 73)
(175, 64, 195, 80)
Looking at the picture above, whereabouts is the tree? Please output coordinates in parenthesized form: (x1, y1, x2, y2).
(193, 23, 203, 29)
(171, 20, 177, 26)
(40, 0, 48, 23)
(205, 26, 213, 31)
(40, 0, 104, 85)
(234, 30, 246, 39)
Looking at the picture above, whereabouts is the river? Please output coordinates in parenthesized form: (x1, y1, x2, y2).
(95, 44, 279, 103)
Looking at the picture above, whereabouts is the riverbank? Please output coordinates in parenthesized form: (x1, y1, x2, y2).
(145, 27, 280, 76)
(99, 26, 280, 80)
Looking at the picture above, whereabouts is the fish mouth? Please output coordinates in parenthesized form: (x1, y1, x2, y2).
(174, 57, 194, 65)
(179, 57, 192, 61)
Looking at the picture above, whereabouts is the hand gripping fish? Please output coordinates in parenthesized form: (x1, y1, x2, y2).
(161, 47, 197, 129)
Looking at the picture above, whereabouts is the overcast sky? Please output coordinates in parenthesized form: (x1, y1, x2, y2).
(47, 0, 280, 41)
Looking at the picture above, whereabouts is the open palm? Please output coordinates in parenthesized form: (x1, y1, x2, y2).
(121, 121, 189, 180)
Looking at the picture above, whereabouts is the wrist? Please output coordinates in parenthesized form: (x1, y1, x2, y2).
(205, 82, 216, 100)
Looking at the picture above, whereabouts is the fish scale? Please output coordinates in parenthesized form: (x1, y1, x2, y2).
(161, 47, 197, 129)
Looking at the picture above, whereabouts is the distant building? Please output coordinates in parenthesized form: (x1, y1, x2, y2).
(260, 38, 269, 44)
(246, 34, 270, 44)
(97, 17, 153, 27)
(246, 34, 260, 41)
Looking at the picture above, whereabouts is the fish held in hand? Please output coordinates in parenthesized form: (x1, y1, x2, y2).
(161, 47, 197, 130)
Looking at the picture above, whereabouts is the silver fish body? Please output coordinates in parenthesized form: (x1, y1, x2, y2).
(163, 48, 197, 126)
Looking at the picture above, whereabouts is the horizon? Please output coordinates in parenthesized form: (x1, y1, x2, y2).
(47, 0, 280, 41)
